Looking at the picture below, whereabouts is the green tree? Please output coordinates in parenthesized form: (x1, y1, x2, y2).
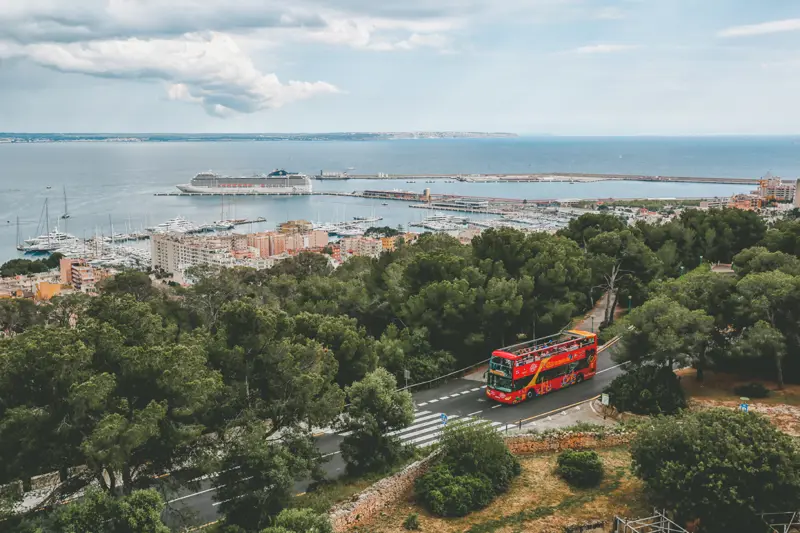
(260, 508, 333, 533)
(612, 296, 713, 370)
(631, 409, 800, 533)
(339, 368, 414, 475)
(0, 298, 48, 334)
(732, 320, 788, 389)
(762, 219, 800, 256)
(558, 213, 627, 247)
(733, 246, 800, 277)
(15, 488, 169, 533)
(586, 229, 662, 324)
(99, 270, 158, 301)
(271, 252, 333, 279)
(214, 428, 320, 531)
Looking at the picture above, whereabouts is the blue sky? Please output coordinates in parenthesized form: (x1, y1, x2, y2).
(2, 0, 800, 134)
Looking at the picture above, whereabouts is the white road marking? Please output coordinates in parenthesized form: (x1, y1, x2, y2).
(168, 486, 220, 504)
(427, 399, 439, 403)
(418, 402, 428, 407)
(459, 390, 471, 395)
(597, 362, 627, 374)
(439, 396, 450, 401)
(322, 451, 341, 458)
(470, 387, 481, 392)
(450, 394, 461, 398)
(467, 410, 483, 416)
(491, 404, 502, 409)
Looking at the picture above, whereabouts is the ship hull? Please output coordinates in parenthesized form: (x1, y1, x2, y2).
(176, 184, 312, 195)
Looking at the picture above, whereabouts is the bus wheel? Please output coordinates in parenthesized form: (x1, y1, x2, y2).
(576, 374, 584, 384)
(526, 390, 535, 400)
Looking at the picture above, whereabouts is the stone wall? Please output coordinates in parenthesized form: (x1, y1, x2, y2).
(329, 452, 439, 532)
(329, 431, 632, 532)
(505, 430, 632, 455)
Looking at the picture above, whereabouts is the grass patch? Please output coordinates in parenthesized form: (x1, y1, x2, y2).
(369, 448, 649, 533)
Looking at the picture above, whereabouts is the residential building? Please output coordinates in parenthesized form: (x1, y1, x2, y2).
(60, 257, 107, 293)
(278, 220, 313, 234)
(757, 177, 796, 202)
(151, 233, 239, 279)
(35, 281, 62, 300)
(340, 237, 383, 258)
(795, 179, 800, 206)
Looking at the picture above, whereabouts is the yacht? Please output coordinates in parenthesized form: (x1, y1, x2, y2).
(146, 216, 201, 234)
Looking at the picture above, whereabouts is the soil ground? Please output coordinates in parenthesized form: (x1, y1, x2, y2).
(679, 368, 800, 436)
(367, 448, 649, 533)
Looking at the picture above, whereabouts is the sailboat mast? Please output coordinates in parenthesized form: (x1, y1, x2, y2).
(45, 199, 51, 249)
(63, 185, 68, 217)
(15, 216, 20, 249)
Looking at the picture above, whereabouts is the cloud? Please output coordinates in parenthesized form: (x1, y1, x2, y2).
(572, 44, 637, 54)
(718, 18, 800, 38)
(3, 32, 338, 116)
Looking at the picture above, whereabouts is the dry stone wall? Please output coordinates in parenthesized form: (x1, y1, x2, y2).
(328, 431, 632, 532)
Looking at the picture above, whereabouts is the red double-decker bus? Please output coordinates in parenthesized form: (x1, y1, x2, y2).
(486, 330, 598, 404)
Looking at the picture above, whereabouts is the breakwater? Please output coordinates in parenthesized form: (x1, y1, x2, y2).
(315, 172, 760, 185)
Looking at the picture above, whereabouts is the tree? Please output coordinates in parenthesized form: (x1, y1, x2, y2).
(376, 325, 456, 384)
(14, 488, 170, 533)
(631, 409, 800, 533)
(293, 312, 378, 387)
(762, 219, 800, 256)
(0, 298, 48, 334)
(586, 230, 661, 325)
(604, 365, 686, 415)
(558, 213, 627, 247)
(612, 296, 713, 371)
(735, 271, 800, 385)
(733, 246, 800, 277)
(214, 428, 320, 531)
(259, 508, 333, 533)
(99, 271, 158, 301)
(732, 321, 788, 389)
(339, 368, 414, 475)
(271, 252, 333, 279)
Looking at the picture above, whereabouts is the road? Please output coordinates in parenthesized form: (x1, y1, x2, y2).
(160, 344, 624, 529)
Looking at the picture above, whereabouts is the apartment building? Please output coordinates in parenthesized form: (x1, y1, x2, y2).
(340, 237, 383, 258)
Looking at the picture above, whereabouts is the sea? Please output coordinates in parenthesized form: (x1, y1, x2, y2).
(1, 136, 797, 262)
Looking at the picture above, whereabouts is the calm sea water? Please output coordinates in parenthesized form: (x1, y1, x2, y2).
(1, 136, 793, 262)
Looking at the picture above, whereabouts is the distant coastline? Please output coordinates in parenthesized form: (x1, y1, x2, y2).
(0, 132, 518, 143)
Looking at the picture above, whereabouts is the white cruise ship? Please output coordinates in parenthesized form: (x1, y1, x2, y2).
(177, 169, 312, 195)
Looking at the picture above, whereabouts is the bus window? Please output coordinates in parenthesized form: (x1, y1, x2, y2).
(488, 373, 512, 392)
(514, 375, 534, 391)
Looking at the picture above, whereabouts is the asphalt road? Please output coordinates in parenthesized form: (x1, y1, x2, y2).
(160, 344, 624, 529)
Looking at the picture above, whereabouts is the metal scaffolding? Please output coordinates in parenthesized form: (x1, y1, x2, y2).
(762, 511, 800, 533)
(613, 510, 689, 533)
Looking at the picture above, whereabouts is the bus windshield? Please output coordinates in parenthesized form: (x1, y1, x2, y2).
(488, 373, 512, 392)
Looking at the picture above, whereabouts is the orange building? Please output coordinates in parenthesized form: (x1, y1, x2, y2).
(35, 281, 62, 300)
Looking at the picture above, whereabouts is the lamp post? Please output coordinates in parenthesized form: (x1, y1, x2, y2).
(628, 295, 632, 313)
(591, 315, 595, 332)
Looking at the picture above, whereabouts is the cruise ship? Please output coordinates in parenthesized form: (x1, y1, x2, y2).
(176, 169, 312, 195)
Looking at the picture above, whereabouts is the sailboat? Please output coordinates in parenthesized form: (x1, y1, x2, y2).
(60, 186, 70, 219)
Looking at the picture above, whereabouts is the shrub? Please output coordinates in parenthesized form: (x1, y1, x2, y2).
(402, 513, 420, 530)
(733, 382, 770, 398)
(555, 450, 604, 488)
(414, 422, 521, 517)
(604, 365, 686, 415)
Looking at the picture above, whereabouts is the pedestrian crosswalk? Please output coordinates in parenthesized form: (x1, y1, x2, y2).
(333, 410, 512, 449)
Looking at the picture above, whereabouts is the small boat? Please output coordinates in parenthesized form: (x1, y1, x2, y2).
(46, 186, 52, 189)
(382, 202, 389, 206)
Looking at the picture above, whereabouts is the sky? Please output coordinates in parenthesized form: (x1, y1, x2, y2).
(2, 0, 800, 134)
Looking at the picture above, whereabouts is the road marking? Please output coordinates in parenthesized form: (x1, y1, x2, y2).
(427, 399, 439, 403)
(322, 451, 341, 458)
(491, 404, 502, 409)
(418, 402, 428, 407)
(439, 396, 450, 400)
(402, 417, 461, 440)
(459, 390, 471, 395)
(450, 394, 461, 398)
(467, 410, 483, 416)
(470, 387, 480, 392)
(186, 520, 221, 532)
(597, 362, 627, 374)
(168, 486, 219, 504)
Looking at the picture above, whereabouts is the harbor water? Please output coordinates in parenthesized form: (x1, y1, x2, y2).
(0, 137, 787, 261)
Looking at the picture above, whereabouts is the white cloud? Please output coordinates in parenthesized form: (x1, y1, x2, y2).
(572, 44, 637, 54)
(4, 32, 338, 116)
(718, 18, 800, 38)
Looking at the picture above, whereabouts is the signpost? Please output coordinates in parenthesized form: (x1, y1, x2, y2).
(440, 413, 448, 426)
(601, 393, 610, 406)
(403, 369, 411, 389)
(740, 397, 750, 413)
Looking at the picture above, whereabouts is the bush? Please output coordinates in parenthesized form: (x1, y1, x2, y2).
(733, 382, 770, 398)
(604, 365, 686, 415)
(402, 513, 420, 530)
(555, 450, 604, 488)
(414, 422, 521, 517)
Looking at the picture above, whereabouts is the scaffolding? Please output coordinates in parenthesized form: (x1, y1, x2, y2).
(762, 511, 800, 533)
(613, 510, 689, 533)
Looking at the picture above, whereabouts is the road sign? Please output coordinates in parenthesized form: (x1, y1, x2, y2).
(440, 413, 448, 426)
(740, 403, 749, 413)
(404, 369, 411, 380)
(740, 396, 750, 413)
(601, 393, 610, 406)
